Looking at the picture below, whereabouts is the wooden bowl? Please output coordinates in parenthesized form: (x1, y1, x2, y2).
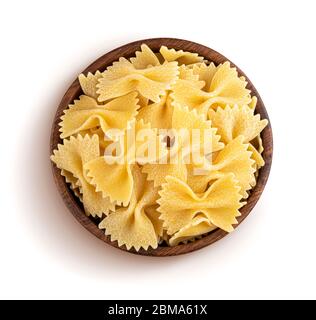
(50, 38, 273, 256)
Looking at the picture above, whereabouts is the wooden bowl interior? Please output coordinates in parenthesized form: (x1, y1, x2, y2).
(50, 38, 273, 256)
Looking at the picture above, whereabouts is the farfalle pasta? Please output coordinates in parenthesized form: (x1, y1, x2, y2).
(99, 165, 162, 251)
(158, 174, 243, 234)
(187, 136, 256, 197)
(142, 104, 223, 187)
(59, 92, 139, 139)
(51, 135, 115, 217)
(84, 119, 166, 206)
(208, 105, 268, 168)
(130, 44, 160, 69)
(171, 62, 252, 115)
(78, 71, 103, 99)
(97, 57, 179, 103)
(160, 46, 204, 65)
(169, 214, 217, 246)
(51, 43, 268, 251)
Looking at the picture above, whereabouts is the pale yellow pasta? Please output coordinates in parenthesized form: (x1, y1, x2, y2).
(133, 119, 168, 165)
(208, 104, 268, 168)
(142, 158, 188, 188)
(77, 127, 111, 151)
(51, 135, 115, 217)
(136, 67, 201, 129)
(136, 93, 173, 129)
(248, 135, 265, 170)
(169, 214, 217, 246)
(99, 165, 162, 251)
(172, 103, 224, 155)
(85, 157, 133, 206)
(158, 174, 243, 235)
(170, 79, 210, 114)
(178, 65, 200, 82)
(208, 104, 268, 144)
(97, 57, 179, 103)
(160, 46, 204, 65)
(59, 92, 139, 139)
(192, 62, 217, 91)
(254, 135, 264, 154)
(142, 104, 223, 187)
(130, 44, 160, 69)
(51, 44, 269, 251)
(78, 71, 103, 99)
(187, 136, 256, 198)
(248, 143, 265, 170)
(85, 119, 167, 205)
(61, 169, 79, 191)
(172, 62, 252, 115)
(60, 169, 83, 201)
(249, 96, 258, 109)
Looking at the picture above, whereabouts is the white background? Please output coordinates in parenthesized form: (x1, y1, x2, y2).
(1, 0, 315, 300)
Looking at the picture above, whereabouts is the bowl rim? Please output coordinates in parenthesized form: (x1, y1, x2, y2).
(50, 37, 273, 257)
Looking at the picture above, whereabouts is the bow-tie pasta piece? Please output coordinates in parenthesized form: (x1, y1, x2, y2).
(178, 65, 200, 82)
(84, 119, 167, 205)
(97, 57, 179, 103)
(142, 104, 223, 188)
(61, 170, 83, 202)
(170, 79, 210, 115)
(136, 63, 203, 130)
(99, 165, 162, 251)
(160, 46, 204, 65)
(136, 67, 202, 130)
(249, 135, 265, 171)
(78, 71, 103, 99)
(133, 119, 168, 165)
(60, 169, 83, 201)
(61, 169, 80, 191)
(59, 92, 140, 139)
(208, 62, 251, 107)
(146, 204, 164, 240)
(130, 44, 160, 69)
(208, 104, 268, 168)
(136, 93, 173, 129)
(158, 174, 243, 235)
(172, 103, 224, 155)
(142, 156, 188, 188)
(77, 127, 112, 151)
(208, 105, 268, 144)
(141, 123, 188, 188)
(249, 96, 258, 110)
(187, 136, 256, 197)
(248, 143, 265, 171)
(192, 62, 217, 91)
(51, 134, 115, 217)
(169, 214, 217, 246)
(85, 157, 134, 206)
(172, 62, 252, 115)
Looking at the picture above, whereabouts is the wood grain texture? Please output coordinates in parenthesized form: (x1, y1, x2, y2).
(50, 38, 273, 257)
